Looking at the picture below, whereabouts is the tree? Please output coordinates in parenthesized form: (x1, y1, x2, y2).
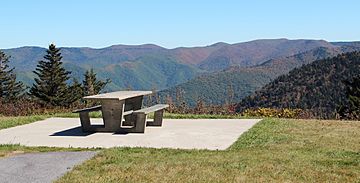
(82, 68, 110, 96)
(145, 87, 159, 107)
(226, 84, 234, 105)
(67, 78, 84, 105)
(165, 94, 175, 113)
(29, 44, 72, 106)
(339, 75, 360, 119)
(0, 50, 24, 101)
(194, 97, 206, 114)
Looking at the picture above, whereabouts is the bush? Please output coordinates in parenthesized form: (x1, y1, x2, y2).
(241, 108, 303, 118)
(0, 98, 83, 116)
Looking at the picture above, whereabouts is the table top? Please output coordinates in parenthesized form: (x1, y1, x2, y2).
(83, 91, 152, 100)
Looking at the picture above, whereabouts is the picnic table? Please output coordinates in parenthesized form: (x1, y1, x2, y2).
(73, 91, 168, 133)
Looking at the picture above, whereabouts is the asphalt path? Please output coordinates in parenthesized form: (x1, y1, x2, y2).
(0, 151, 97, 183)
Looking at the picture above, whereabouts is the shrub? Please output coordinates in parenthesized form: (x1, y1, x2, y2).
(241, 108, 303, 118)
(0, 98, 85, 116)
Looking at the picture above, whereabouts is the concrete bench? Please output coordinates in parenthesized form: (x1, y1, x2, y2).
(129, 104, 169, 133)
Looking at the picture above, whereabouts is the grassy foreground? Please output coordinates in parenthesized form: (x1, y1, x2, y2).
(0, 114, 359, 182)
(56, 118, 360, 182)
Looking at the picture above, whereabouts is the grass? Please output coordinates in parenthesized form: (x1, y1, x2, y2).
(53, 111, 102, 118)
(1, 114, 359, 182)
(56, 118, 360, 182)
(0, 115, 49, 130)
(0, 144, 99, 158)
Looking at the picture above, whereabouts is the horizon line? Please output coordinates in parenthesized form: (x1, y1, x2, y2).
(2, 38, 360, 50)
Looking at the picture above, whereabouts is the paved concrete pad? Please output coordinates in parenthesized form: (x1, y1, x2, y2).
(0, 118, 261, 150)
(0, 151, 97, 183)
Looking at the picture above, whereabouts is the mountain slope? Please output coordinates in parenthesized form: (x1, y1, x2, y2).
(158, 46, 350, 106)
(4, 45, 202, 90)
(236, 51, 360, 118)
(3, 39, 359, 92)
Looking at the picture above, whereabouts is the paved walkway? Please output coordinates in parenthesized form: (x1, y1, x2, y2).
(0, 118, 261, 150)
(0, 151, 97, 183)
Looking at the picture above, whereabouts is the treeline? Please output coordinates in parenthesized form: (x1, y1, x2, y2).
(236, 51, 360, 119)
(0, 44, 110, 115)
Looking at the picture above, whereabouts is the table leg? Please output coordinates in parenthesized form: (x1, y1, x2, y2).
(79, 112, 91, 132)
(152, 109, 164, 126)
(100, 99, 125, 131)
(123, 96, 143, 126)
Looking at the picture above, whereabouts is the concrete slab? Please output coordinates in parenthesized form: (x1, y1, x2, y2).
(0, 118, 261, 150)
(0, 151, 97, 183)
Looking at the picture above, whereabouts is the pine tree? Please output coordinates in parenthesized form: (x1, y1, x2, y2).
(0, 50, 24, 101)
(82, 68, 110, 96)
(339, 75, 360, 119)
(67, 78, 84, 105)
(29, 44, 71, 106)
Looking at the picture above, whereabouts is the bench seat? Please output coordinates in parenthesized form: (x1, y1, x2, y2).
(133, 104, 169, 129)
(73, 105, 102, 113)
(133, 104, 169, 114)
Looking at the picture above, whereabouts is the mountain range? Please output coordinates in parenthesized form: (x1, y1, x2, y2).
(159, 45, 360, 106)
(3, 39, 360, 105)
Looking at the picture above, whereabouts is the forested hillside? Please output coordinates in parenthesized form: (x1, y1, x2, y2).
(158, 46, 359, 106)
(236, 52, 360, 118)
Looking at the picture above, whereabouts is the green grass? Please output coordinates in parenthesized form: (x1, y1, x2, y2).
(53, 111, 102, 118)
(1, 114, 359, 182)
(56, 118, 360, 182)
(0, 144, 99, 158)
(0, 115, 49, 130)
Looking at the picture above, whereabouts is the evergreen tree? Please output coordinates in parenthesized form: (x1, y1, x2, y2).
(0, 50, 24, 101)
(339, 75, 360, 119)
(82, 68, 110, 96)
(29, 44, 71, 106)
(67, 78, 84, 105)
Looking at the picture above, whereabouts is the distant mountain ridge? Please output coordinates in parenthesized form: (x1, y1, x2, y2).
(198, 39, 336, 71)
(3, 39, 360, 93)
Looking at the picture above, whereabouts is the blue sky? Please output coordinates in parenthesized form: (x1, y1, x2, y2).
(1, 0, 359, 49)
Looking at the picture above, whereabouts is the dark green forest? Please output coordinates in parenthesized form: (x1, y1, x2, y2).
(236, 51, 360, 119)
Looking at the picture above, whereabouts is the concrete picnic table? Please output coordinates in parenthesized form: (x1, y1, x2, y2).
(76, 91, 153, 133)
